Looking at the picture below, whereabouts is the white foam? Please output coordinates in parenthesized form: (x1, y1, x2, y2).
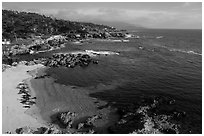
(169, 49, 202, 56)
(85, 50, 120, 55)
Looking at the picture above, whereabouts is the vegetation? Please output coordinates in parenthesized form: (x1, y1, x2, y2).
(2, 10, 116, 41)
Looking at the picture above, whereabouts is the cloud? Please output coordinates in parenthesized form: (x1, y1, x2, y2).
(2, 2, 201, 29)
(183, 2, 190, 7)
(27, 5, 202, 29)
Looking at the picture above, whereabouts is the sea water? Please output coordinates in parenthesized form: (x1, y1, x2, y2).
(47, 29, 201, 133)
(13, 29, 202, 133)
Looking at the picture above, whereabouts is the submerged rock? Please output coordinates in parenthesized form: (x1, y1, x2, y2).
(77, 123, 85, 129)
(56, 111, 77, 128)
(109, 96, 186, 134)
(14, 125, 72, 134)
(33, 127, 48, 134)
(16, 126, 34, 134)
(86, 115, 102, 125)
(77, 115, 102, 131)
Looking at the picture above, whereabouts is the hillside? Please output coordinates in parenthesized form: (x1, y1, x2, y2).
(2, 10, 116, 41)
(92, 20, 146, 31)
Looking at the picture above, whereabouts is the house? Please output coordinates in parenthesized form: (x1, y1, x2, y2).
(75, 34, 81, 38)
(2, 39, 11, 45)
(125, 33, 134, 38)
(46, 35, 66, 43)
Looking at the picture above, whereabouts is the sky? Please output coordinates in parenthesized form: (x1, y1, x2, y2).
(2, 2, 202, 29)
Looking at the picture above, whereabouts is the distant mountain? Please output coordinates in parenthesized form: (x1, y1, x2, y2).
(91, 21, 147, 31)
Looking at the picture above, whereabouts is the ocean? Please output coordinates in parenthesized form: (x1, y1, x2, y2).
(14, 29, 202, 133)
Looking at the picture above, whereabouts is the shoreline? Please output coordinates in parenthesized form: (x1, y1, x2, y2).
(2, 63, 47, 133)
(2, 62, 118, 133)
(34, 44, 66, 54)
(29, 70, 118, 133)
(56, 50, 120, 57)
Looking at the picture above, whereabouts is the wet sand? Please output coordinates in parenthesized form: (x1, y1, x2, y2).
(29, 74, 117, 133)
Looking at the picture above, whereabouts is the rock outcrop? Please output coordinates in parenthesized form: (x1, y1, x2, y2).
(15, 125, 71, 134)
(16, 82, 36, 109)
(109, 96, 186, 134)
(77, 115, 102, 130)
(2, 64, 12, 72)
(57, 111, 77, 128)
(45, 53, 98, 68)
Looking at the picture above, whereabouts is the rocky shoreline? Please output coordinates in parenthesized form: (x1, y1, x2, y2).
(3, 57, 117, 134)
(2, 50, 119, 70)
(2, 62, 106, 134)
(2, 51, 189, 134)
(108, 96, 188, 134)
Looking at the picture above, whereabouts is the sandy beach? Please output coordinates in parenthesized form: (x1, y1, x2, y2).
(2, 64, 46, 133)
(2, 63, 117, 133)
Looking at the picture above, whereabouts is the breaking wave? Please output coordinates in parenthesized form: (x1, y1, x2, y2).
(169, 49, 202, 56)
(155, 44, 202, 56)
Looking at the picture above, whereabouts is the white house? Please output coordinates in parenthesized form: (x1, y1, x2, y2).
(2, 39, 11, 45)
